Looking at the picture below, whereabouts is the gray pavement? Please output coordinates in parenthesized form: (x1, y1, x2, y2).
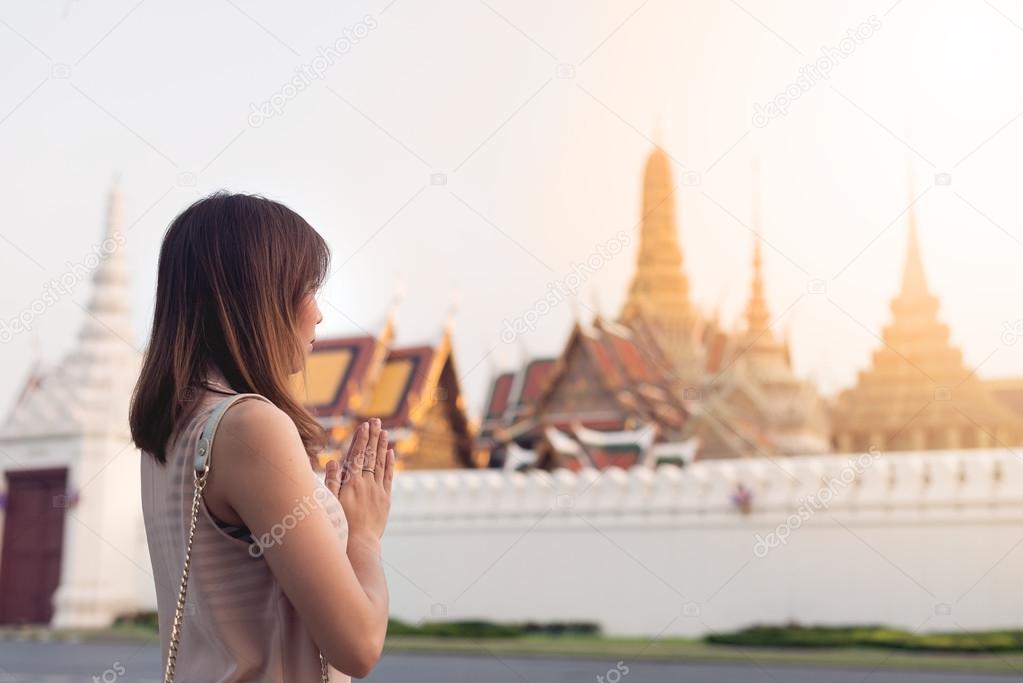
(0, 641, 1018, 682)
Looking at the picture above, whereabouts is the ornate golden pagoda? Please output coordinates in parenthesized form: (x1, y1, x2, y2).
(832, 199, 1023, 452)
(618, 146, 705, 385)
(723, 222, 830, 454)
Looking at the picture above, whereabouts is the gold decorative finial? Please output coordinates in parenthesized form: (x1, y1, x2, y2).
(901, 169, 928, 300)
(745, 159, 770, 337)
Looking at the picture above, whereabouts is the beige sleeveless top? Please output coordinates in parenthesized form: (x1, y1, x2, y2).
(141, 363, 351, 682)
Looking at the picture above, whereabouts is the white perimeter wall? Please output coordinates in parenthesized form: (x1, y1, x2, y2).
(381, 448, 1023, 637)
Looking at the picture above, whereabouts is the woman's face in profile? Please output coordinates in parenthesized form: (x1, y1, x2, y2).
(294, 289, 323, 372)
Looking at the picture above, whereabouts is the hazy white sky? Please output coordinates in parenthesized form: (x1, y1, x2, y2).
(2, 0, 1022, 419)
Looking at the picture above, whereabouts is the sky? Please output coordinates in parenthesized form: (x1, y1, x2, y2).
(2, 0, 1023, 420)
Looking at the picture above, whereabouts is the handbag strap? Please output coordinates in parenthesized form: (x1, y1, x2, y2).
(163, 393, 331, 683)
(192, 392, 261, 475)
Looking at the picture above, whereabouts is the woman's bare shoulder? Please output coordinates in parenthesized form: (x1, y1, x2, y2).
(213, 396, 306, 470)
(219, 394, 284, 424)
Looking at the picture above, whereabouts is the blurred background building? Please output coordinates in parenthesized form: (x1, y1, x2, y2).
(831, 194, 1023, 452)
(0, 183, 145, 627)
(292, 313, 478, 470)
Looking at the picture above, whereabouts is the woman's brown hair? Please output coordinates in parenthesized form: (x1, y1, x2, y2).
(130, 191, 329, 465)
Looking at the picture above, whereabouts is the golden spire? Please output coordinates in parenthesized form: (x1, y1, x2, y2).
(745, 240, 770, 335)
(900, 178, 929, 301)
(744, 161, 770, 338)
(619, 145, 693, 328)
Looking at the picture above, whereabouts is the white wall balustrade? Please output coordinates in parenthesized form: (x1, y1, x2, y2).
(380, 448, 1023, 637)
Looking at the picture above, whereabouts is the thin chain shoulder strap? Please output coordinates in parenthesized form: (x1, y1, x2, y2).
(163, 393, 330, 683)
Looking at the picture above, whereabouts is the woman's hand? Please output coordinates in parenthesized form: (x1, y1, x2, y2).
(324, 418, 395, 542)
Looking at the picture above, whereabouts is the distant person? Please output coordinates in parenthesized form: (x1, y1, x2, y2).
(130, 193, 395, 682)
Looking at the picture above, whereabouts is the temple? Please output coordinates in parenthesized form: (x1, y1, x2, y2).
(479, 315, 689, 469)
(480, 145, 832, 466)
(292, 313, 478, 470)
(831, 198, 1023, 451)
(0, 181, 149, 627)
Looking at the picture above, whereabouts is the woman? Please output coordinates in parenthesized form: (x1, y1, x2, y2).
(130, 192, 394, 681)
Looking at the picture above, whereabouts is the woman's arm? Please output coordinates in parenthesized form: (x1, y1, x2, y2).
(206, 400, 392, 677)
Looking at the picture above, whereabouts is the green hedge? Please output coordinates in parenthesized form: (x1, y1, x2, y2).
(387, 618, 600, 638)
(115, 611, 600, 640)
(113, 612, 159, 630)
(116, 613, 597, 642)
(118, 612, 1023, 652)
(705, 624, 1023, 653)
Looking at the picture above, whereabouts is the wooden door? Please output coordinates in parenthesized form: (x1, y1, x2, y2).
(0, 468, 68, 624)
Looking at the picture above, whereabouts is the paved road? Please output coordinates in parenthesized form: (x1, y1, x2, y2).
(0, 641, 1018, 682)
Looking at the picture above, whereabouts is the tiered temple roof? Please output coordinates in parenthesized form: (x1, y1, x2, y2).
(479, 357, 556, 449)
(832, 202, 1023, 452)
(293, 315, 476, 469)
(480, 315, 689, 469)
